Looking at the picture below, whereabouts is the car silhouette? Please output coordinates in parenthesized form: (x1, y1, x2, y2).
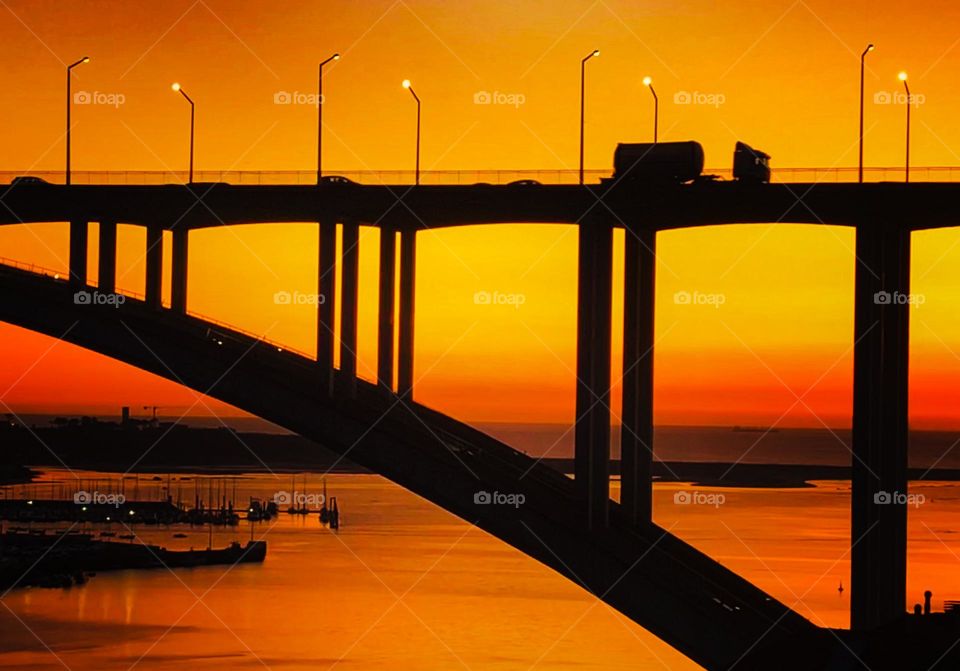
(319, 175, 357, 185)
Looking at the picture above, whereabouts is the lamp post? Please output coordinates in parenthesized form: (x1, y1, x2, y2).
(402, 79, 421, 185)
(899, 72, 910, 183)
(171, 83, 195, 184)
(66, 56, 90, 185)
(579, 49, 600, 185)
(859, 44, 874, 183)
(642, 76, 658, 143)
(316, 52, 340, 183)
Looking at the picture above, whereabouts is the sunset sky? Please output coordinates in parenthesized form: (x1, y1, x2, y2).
(2, 0, 960, 429)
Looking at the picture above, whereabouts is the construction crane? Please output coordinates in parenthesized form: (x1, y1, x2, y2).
(142, 406, 165, 421)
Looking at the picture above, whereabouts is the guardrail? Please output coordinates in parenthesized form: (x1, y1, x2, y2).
(1, 167, 958, 185)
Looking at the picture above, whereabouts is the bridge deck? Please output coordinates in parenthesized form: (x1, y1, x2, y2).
(0, 181, 957, 230)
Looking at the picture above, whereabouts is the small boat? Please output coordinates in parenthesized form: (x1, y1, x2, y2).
(172, 532, 188, 539)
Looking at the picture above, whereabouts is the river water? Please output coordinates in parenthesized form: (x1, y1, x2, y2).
(0, 470, 957, 670)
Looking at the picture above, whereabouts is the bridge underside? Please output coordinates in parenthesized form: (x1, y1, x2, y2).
(3, 265, 959, 669)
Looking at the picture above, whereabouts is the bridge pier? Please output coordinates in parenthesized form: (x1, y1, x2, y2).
(145, 225, 163, 310)
(317, 220, 337, 394)
(68, 220, 88, 286)
(397, 229, 416, 399)
(378, 227, 396, 395)
(851, 221, 910, 631)
(620, 228, 656, 525)
(97, 221, 117, 294)
(575, 218, 614, 530)
(339, 221, 360, 398)
(171, 228, 188, 314)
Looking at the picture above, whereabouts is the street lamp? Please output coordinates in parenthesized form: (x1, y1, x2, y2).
(171, 83, 195, 184)
(899, 71, 910, 183)
(316, 52, 340, 183)
(642, 76, 658, 143)
(402, 79, 421, 185)
(579, 49, 600, 185)
(859, 44, 874, 183)
(66, 56, 90, 185)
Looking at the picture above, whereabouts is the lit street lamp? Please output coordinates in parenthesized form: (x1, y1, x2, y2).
(66, 56, 90, 185)
(171, 83, 195, 184)
(579, 49, 600, 185)
(642, 76, 658, 143)
(899, 71, 910, 183)
(859, 44, 874, 183)
(402, 79, 421, 185)
(317, 52, 340, 183)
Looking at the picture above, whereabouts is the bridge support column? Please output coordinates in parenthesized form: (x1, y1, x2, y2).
(397, 229, 416, 399)
(575, 218, 613, 530)
(378, 227, 397, 395)
(317, 220, 337, 394)
(97, 221, 117, 294)
(171, 228, 189, 314)
(68, 220, 88, 286)
(620, 228, 656, 525)
(145, 225, 163, 310)
(339, 221, 360, 398)
(851, 221, 910, 631)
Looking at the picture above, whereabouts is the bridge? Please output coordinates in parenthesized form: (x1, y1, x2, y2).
(1, 175, 958, 669)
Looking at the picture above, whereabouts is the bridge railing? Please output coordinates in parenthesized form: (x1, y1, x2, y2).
(0, 257, 313, 361)
(0, 167, 957, 185)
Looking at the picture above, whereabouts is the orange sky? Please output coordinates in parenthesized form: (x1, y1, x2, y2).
(2, 0, 960, 428)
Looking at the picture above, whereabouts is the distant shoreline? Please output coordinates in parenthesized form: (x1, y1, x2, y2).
(8, 460, 960, 490)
